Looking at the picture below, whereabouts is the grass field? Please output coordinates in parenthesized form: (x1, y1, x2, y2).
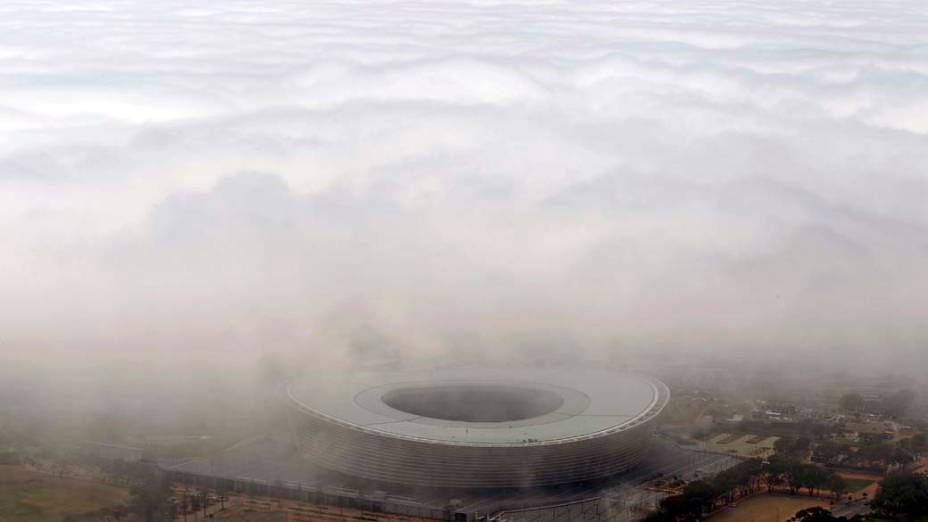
(842, 477, 874, 492)
(0, 465, 129, 521)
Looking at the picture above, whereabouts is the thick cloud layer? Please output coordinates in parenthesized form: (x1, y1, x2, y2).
(2, 0, 928, 375)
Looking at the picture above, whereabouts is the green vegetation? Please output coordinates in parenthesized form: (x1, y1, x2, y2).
(118, 462, 172, 522)
(785, 471, 928, 522)
(810, 436, 915, 472)
(869, 471, 928, 519)
(839, 393, 866, 414)
(857, 442, 914, 467)
(644, 457, 848, 521)
(838, 389, 917, 419)
(788, 506, 862, 521)
(775, 437, 812, 459)
(766, 459, 845, 497)
(898, 433, 928, 453)
(0, 465, 128, 522)
(812, 440, 853, 466)
(840, 478, 874, 492)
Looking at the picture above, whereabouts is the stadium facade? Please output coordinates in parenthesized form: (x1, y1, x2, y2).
(286, 367, 669, 489)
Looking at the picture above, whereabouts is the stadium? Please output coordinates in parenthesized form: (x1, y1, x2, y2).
(286, 367, 670, 489)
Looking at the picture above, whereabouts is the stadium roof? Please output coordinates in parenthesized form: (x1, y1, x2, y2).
(287, 366, 666, 446)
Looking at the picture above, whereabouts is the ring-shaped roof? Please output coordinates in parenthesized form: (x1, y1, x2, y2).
(287, 366, 668, 446)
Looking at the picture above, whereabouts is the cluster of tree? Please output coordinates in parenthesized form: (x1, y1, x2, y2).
(175, 482, 232, 517)
(812, 439, 915, 469)
(0, 449, 21, 465)
(95, 458, 162, 487)
(784, 471, 928, 522)
(811, 440, 853, 466)
(644, 458, 847, 521)
(765, 458, 847, 498)
(712, 458, 767, 501)
(839, 393, 867, 414)
(839, 390, 916, 419)
(869, 471, 928, 519)
(733, 419, 837, 440)
(787, 507, 866, 521)
(62, 506, 132, 522)
(855, 443, 914, 467)
(897, 433, 927, 453)
(644, 480, 718, 521)
(775, 437, 812, 459)
(176, 488, 210, 516)
(127, 466, 172, 522)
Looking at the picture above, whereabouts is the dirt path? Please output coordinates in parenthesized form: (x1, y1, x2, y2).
(709, 495, 829, 522)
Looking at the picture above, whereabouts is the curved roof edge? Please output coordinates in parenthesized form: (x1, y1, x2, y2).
(286, 369, 670, 448)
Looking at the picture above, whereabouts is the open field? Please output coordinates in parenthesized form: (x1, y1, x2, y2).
(709, 495, 828, 522)
(699, 433, 779, 458)
(836, 472, 881, 499)
(0, 465, 129, 521)
(842, 478, 874, 492)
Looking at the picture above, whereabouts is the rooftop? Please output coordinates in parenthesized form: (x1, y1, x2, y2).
(287, 366, 667, 446)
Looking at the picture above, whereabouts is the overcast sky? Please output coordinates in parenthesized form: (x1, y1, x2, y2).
(2, 0, 928, 376)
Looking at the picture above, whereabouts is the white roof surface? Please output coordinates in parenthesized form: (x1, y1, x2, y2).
(287, 366, 666, 446)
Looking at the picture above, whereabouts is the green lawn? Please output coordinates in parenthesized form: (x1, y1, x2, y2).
(842, 477, 875, 492)
(0, 466, 128, 521)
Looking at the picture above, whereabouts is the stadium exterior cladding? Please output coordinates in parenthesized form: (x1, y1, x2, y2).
(286, 367, 670, 489)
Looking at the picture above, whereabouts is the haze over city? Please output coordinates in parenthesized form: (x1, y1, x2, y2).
(1, 1, 927, 521)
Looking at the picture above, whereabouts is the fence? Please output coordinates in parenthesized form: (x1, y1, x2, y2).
(492, 497, 608, 522)
(164, 469, 455, 521)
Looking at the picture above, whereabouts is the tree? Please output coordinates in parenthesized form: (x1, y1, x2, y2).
(712, 458, 764, 502)
(880, 389, 916, 419)
(647, 480, 719, 521)
(770, 458, 835, 497)
(839, 393, 865, 414)
(775, 437, 812, 459)
(680, 480, 716, 515)
(912, 432, 927, 450)
(643, 509, 674, 522)
(825, 475, 847, 500)
(216, 481, 230, 511)
(856, 442, 913, 467)
(788, 507, 852, 521)
(128, 469, 170, 522)
(870, 471, 928, 518)
(802, 465, 831, 496)
(780, 460, 806, 495)
(179, 493, 188, 520)
(813, 441, 852, 465)
(899, 433, 928, 453)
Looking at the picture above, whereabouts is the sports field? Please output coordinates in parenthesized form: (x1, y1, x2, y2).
(0, 465, 129, 521)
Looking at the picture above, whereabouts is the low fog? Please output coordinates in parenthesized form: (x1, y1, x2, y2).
(2, 0, 928, 441)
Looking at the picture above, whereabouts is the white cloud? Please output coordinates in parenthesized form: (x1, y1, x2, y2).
(1, 0, 927, 374)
